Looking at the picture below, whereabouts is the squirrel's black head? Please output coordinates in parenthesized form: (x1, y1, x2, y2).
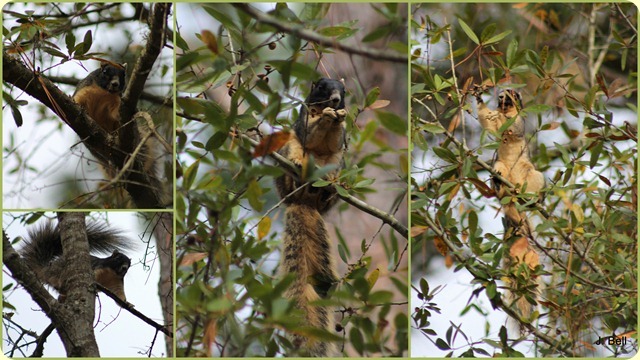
(497, 89, 522, 111)
(306, 78, 345, 110)
(98, 250, 131, 277)
(97, 62, 126, 94)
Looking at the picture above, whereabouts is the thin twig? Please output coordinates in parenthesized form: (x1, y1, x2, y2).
(234, 4, 407, 64)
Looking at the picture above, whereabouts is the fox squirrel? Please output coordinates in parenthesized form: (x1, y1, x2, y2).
(18, 220, 132, 302)
(474, 88, 544, 330)
(275, 78, 347, 356)
(73, 62, 126, 133)
(72, 61, 161, 198)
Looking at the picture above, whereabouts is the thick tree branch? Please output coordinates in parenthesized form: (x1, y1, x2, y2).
(2, 213, 101, 357)
(234, 4, 407, 64)
(3, 52, 166, 208)
(117, 3, 172, 209)
(153, 212, 175, 356)
(56, 212, 100, 357)
(3, 52, 113, 165)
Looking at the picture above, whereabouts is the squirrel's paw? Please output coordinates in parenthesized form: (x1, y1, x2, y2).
(289, 152, 305, 167)
(322, 107, 338, 119)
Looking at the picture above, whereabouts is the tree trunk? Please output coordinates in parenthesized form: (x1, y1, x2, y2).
(154, 212, 174, 356)
(56, 212, 100, 357)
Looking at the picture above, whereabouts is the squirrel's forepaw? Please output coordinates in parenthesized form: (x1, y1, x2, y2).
(335, 109, 347, 121)
(289, 153, 305, 167)
(322, 107, 338, 119)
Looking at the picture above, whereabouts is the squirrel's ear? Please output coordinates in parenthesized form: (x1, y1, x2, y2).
(100, 61, 109, 69)
(121, 63, 127, 70)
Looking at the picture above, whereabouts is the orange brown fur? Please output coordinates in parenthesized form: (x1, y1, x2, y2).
(73, 85, 121, 133)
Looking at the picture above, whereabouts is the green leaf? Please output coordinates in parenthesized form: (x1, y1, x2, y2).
(65, 32, 75, 55)
(377, 111, 407, 135)
(435, 337, 450, 350)
(206, 297, 233, 312)
(365, 87, 381, 108)
(82, 30, 92, 54)
(485, 30, 512, 45)
(362, 26, 390, 43)
(350, 328, 364, 354)
(42, 46, 67, 58)
(458, 18, 479, 45)
(419, 278, 429, 297)
(317, 26, 352, 37)
(246, 179, 264, 212)
(589, 140, 603, 169)
(486, 281, 497, 299)
(499, 326, 508, 345)
(338, 243, 349, 263)
(183, 160, 200, 191)
(432, 147, 457, 163)
(419, 121, 446, 134)
(205, 131, 227, 151)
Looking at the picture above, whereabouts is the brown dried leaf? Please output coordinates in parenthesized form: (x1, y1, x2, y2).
(466, 177, 495, 198)
(368, 99, 391, 110)
(180, 252, 207, 267)
(541, 121, 561, 131)
(433, 236, 448, 256)
(201, 30, 219, 54)
(203, 318, 217, 357)
(444, 254, 454, 268)
(410, 226, 428, 237)
(252, 131, 290, 158)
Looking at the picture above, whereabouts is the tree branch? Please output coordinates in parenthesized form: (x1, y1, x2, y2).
(419, 211, 577, 357)
(3, 52, 166, 208)
(2, 231, 59, 321)
(46, 75, 171, 106)
(234, 4, 407, 64)
(118, 3, 172, 209)
(2, 214, 101, 357)
(95, 284, 173, 338)
(240, 133, 408, 239)
(417, 117, 608, 279)
(56, 212, 100, 356)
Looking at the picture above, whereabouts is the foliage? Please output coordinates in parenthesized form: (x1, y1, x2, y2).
(174, 3, 408, 357)
(411, 3, 637, 357)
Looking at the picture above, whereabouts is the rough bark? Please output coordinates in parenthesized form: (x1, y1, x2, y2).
(153, 212, 174, 356)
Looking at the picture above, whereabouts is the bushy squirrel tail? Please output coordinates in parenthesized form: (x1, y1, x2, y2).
(20, 221, 132, 275)
(281, 203, 338, 357)
(503, 211, 541, 333)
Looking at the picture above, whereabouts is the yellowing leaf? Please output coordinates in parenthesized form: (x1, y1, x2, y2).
(201, 30, 219, 54)
(367, 268, 380, 289)
(571, 203, 584, 223)
(257, 217, 271, 240)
